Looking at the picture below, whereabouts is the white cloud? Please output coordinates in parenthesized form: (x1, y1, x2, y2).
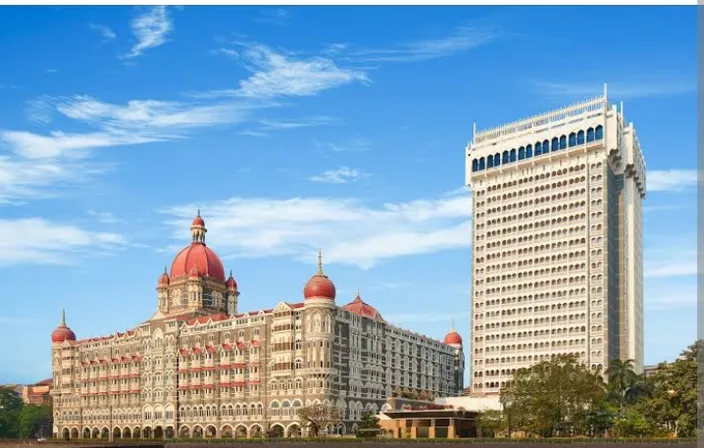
(0, 218, 125, 266)
(314, 138, 372, 153)
(24, 96, 55, 125)
(56, 96, 246, 132)
(534, 79, 695, 100)
(644, 235, 697, 279)
(87, 210, 123, 224)
(123, 6, 172, 59)
(207, 42, 368, 99)
(158, 189, 472, 269)
(350, 26, 499, 63)
(309, 166, 369, 184)
(241, 116, 336, 137)
(253, 8, 290, 26)
(89, 23, 116, 42)
(646, 283, 696, 310)
(647, 169, 698, 192)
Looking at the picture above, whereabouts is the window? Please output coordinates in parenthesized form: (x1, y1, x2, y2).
(587, 128, 595, 142)
(551, 138, 559, 152)
(487, 155, 494, 168)
(595, 125, 603, 140)
(535, 142, 542, 156)
(559, 135, 567, 150)
(577, 130, 585, 144)
(526, 144, 533, 158)
(569, 133, 576, 147)
(518, 147, 525, 160)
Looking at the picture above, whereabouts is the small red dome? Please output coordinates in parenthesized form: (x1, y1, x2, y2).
(52, 311, 76, 343)
(52, 326, 76, 343)
(171, 244, 225, 282)
(225, 271, 237, 291)
(158, 270, 170, 286)
(304, 275, 336, 300)
(304, 250, 336, 301)
(192, 215, 205, 226)
(444, 331, 463, 345)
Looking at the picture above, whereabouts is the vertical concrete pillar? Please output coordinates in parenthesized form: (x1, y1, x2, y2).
(448, 419, 456, 439)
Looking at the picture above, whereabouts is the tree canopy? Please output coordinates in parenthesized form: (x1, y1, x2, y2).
(297, 404, 342, 437)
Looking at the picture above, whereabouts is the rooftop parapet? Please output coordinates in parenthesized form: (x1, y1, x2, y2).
(473, 91, 608, 146)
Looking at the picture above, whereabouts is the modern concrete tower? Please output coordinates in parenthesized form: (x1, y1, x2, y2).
(464, 86, 646, 395)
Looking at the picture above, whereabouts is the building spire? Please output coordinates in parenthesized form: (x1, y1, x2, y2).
(60, 309, 66, 327)
(450, 317, 455, 332)
(316, 249, 324, 275)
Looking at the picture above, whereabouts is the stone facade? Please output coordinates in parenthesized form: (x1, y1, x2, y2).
(465, 87, 646, 394)
(51, 214, 464, 440)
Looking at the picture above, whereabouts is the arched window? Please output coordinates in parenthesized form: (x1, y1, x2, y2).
(595, 125, 603, 140)
(526, 144, 533, 158)
(478, 157, 485, 170)
(472, 159, 479, 172)
(510, 149, 516, 162)
(577, 130, 585, 145)
(535, 142, 542, 156)
(487, 155, 494, 168)
(518, 147, 525, 160)
(502, 151, 509, 164)
(494, 153, 501, 166)
(568, 133, 576, 147)
(559, 135, 567, 149)
(587, 128, 595, 142)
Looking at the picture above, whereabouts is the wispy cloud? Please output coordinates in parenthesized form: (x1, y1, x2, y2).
(158, 188, 472, 270)
(241, 116, 336, 137)
(206, 42, 368, 99)
(533, 79, 695, 100)
(0, 218, 125, 266)
(314, 138, 372, 153)
(89, 23, 116, 43)
(644, 235, 697, 279)
(87, 210, 123, 224)
(0, 95, 249, 202)
(253, 8, 290, 26)
(646, 283, 696, 310)
(647, 169, 699, 192)
(123, 6, 172, 59)
(309, 166, 369, 184)
(24, 96, 55, 125)
(349, 26, 500, 63)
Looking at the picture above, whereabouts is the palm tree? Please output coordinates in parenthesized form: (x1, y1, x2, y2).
(605, 359, 640, 414)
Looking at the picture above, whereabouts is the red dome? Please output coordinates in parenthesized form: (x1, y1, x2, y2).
(171, 243, 225, 282)
(158, 270, 170, 286)
(192, 215, 205, 226)
(225, 271, 238, 291)
(304, 274, 336, 300)
(52, 310, 76, 343)
(444, 331, 463, 345)
(52, 326, 76, 343)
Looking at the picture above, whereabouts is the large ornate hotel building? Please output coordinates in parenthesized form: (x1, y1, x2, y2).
(50, 215, 465, 440)
(465, 88, 646, 395)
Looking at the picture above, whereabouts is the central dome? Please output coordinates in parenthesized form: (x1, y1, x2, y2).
(169, 212, 226, 282)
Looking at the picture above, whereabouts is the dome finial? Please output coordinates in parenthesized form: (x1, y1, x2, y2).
(317, 248, 324, 275)
(191, 211, 207, 244)
(60, 309, 66, 327)
(450, 317, 455, 332)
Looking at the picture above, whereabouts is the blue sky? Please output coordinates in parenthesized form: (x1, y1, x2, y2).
(0, 6, 696, 384)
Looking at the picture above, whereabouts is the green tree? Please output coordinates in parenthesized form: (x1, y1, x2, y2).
(359, 410, 380, 430)
(639, 341, 698, 437)
(501, 354, 606, 437)
(18, 404, 52, 439)
(478, 409, 506, 436)
(0, 386, 23, 438)
(297, 404, 342, 437)
(605, 358, 645, 412)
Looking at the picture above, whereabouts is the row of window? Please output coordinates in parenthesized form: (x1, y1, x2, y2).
(471, 126, 605, 172)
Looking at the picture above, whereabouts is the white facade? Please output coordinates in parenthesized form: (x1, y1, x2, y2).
(464, 88, 645, 394)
